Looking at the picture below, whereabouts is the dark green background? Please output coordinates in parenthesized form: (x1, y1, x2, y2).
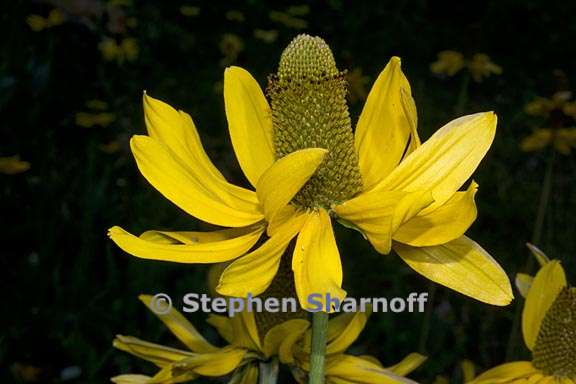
(2, 0, 575, 382)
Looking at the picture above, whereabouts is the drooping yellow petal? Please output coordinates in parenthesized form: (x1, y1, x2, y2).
(142, 94, 260, 213)
(515, 273, 534, 298)
(206, 315, 233, 343)
(393, 181, 478, 246)
(394, 236, 513, 306)
(217, 212, 307, 297)
(143, 93, 224, 182)
(522, 260, 567, 350)
(113, 335, 193, 367)
(326, 355, 420, 384)
(401, 88, 421, 156)
(224, 66, 275, 187)
(326, 311, 369, 355)
(387, 353, 428, 376)
(293, 209, 346, 312)
(378, 112, 497, 208)
(257, 148, 328, 221)
(130, 135, 263, 227)
(468, 362, 538, 384)
(173, 346, 246, 376)
(108, 225, 263, 264)
(138, 295, 218, 353)
(355, 57, 415, 189)
(263, 319, 310, 358)
(334, 190, 433, 254)
(526, 243, 550, 267)
(230, 364, 259, 384)
(111, 374, 153, 384)
(229, 310, 262, 352)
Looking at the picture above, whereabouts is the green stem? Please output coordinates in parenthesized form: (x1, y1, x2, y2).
(259, 358, 279, 384)
(505, 149, 555, 359)
(309, 311, 329, 384)
(417, 283, 436, 353)
(455, 73, 470, 115)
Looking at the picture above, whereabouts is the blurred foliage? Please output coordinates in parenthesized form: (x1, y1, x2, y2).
(1, 0, 576, 383)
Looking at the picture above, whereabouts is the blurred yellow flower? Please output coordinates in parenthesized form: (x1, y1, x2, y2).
(109, 35, 512, 313)
(430, 51, 465, 76)
(520, 128, 576, 155)
(467, 53, 502, 82)
(75, 112, 116, 127)
(219, 33, 244, 66)
(431, 51, 501, 82)
(0, 156, 30, 175)
(99, 37, 139, 63)
(226, 10, 245, 22)
(113, 296, 426, 383)
(469, 248, 575, 384)
(100, 140, 122, 154)
(522, 92, 576, 154)
(254, 29, 279, 43)
(26, 9, 65, 32)
(85, 99, 109, 110)
(269, 10, 308, 29)
(180, 5, 200, 17)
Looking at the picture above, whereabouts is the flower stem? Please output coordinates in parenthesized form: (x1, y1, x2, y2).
(309, 311, 329, 384)
(505, 148, 555, 359)
(259, 358, 279, 384)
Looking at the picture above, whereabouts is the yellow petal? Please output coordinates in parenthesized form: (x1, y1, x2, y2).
(334, 190, 433, 254)
(111, 374, 153, 384)
(393, 181, 478, 246)
(522, 260, 567, 350)
(379, 112, 497, 208)
(257, 148, 328, 221)
(206, 315, 233, 343)
(113, 335, 193, 367)
(143, 93, 224, 182)
(263, 319, 310, 358)
(326, 311, 369, 354)
(229, 310, 262, 352)
(461, 359, 476, 382)
(401, 88, 421, 155)
(387, 353, 427, 376)
(394, 236, 513, 306)
(468, 362, 537, 384)
(224, 66, 275, 187)
(326, 355, 420, 384)
(217, 212, 307, 297)
(108, 225, 263, 263)
(526, 243, 550, 267)
(293, 209, 346, 312)
(130, 135, 263, 227)
(138, 295, 217, 353)
(515, 273, 534, 298)
(174, 346, 246, 376)
(230, 364, 259, 384)
(278, 320, 311, 364)
(355, 57, 415, 189)
(143, 94, 260, 213)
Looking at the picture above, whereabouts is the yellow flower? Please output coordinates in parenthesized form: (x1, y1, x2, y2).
(180, 5, 200, 17)
(254, 29, 279, 44)
(26, 9, 65, 31)
(0, 156, 30, 175)
(109, 35, 512, 313)
(269, 11, 308, 29)
(469, 246, 575, 384)
(99, 37, 139, 63)
(431, 51, 502, 82)
(430, 51, 465, 76)
(520, 127, 576, 155)
(113, 296, 426, 383)
(75, 112, 116, 128)
(467, 53, 502, 82)
(219, 34, 244, 66)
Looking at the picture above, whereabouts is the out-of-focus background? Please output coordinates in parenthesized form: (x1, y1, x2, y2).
(2, 0, 576, 382)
